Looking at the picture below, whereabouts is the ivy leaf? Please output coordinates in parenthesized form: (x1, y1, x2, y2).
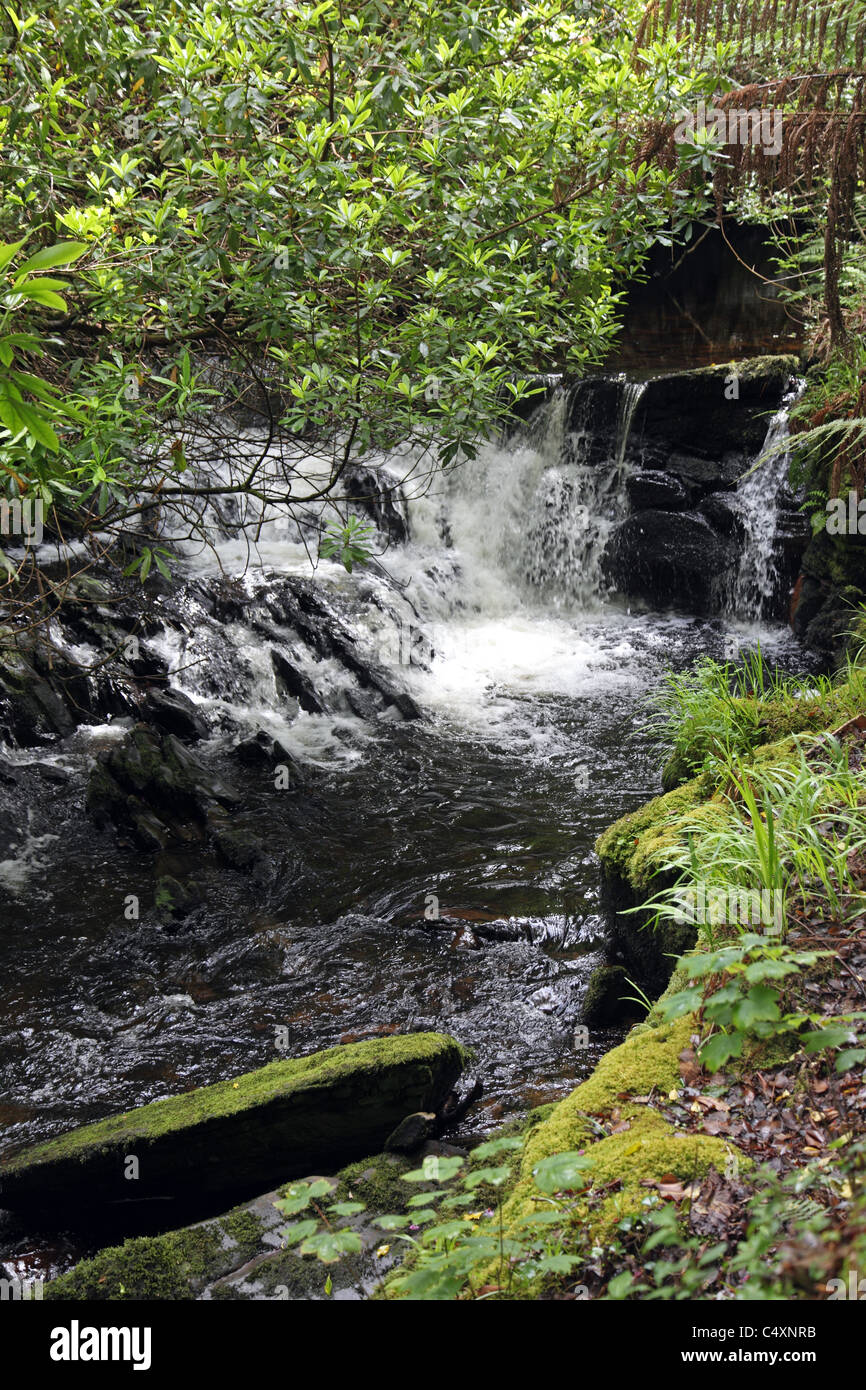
(374, 1213, 411, 1230)
(660, 987, 702, 1020)
(530, 1254, 585, 1274)
(803, 1024, 855, 1053)
(403, 1154, 464, 1183)
(835, 1047, 866, 1073)
(278, 1219, 319, 1246)
(464, 1165, 512, 1189)
(731, 985, 781, 1029)
(606, 1271, 636, 1299)
(471, 1137, 523, 1160)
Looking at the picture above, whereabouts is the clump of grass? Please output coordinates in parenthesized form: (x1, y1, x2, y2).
(652, 643, 866, 781)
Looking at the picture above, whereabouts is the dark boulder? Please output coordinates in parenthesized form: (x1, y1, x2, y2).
(271, 650, 327, 714)
(581, 964, 636, 1027)
(630, 356, 797, 457)
(86, 724, 241, 854)
(664, 450, 745, 490)
(341, 464, 407, 544)
(626, 470, 692, 512)
(1, 1033, 468, 1213)
(698, 491, 745, 536)
(142, 688, 208, 741)
(604, 509, 736, 611)
(384, 1111, 436, 1153)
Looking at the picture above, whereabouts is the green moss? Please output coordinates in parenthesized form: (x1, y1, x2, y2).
(595, 773, 722, 893)
(525, 1101, 559, 1129)
(218, 1208, 264, 1258)
(460, 1015, 749, 1293)
(330, 1152, 415, 1213)
(521, 1016, 694, 1172)
(46, 1224, 226, 1301)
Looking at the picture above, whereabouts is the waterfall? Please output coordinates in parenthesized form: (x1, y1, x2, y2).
(404, 377, 643, 613)
(729, 383, 803, 620)
(614, 379, 647, 470)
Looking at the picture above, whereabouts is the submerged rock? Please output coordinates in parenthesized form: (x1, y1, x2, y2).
(0, 1033, 468, 1214)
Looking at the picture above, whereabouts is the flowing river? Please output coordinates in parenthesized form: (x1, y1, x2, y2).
(0, 375, 812, 1272)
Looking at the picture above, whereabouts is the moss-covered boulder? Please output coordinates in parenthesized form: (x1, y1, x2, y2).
(594, 773, 725, 992)
(0, 1033, 467, 1212)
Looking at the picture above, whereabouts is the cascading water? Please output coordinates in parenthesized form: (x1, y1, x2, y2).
(729, 383, 805, 620)
(0, 372, 816, 1288)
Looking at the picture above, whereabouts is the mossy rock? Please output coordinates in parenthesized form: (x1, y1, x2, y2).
(1, 1032, 468, 1211)
(595, 774, 724, 991)
(47, 1152, 431, 1302)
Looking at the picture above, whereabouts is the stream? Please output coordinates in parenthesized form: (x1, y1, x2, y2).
(0, 375, 813, 1276)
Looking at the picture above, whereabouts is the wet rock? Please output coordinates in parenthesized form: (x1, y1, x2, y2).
(271, 650, 326, 714)
(31, 762, 71, 784)
(384, 1111, 436, 1153)
(210, 821, 267, 873)
(0, 755, 19, 785)
(792, 527, 866, 659)
(626, 470, 692, 511)
(664, 451, 744, 490)
(436, 1073, 482, 1129)
(86, 724, 240, 853)
(345, 688, 384, 720)
(0, 652, 77, 745)
(1, 1033, 468, 1213)
(581, 964, 635, 1027)
(605, 509, 736, 612)
(341, 464, 407, 544)
(142, 689, 208, 742)
(631, 356, 797, 457)
(264, 578, 422, 721)
(698, 491, 745, 536)
(154, 875, 205, 923)
(232, 730, 301, 783)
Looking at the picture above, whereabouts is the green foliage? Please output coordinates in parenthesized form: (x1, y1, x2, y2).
(652, 647, 866, 780)
(319, 515, 376, 572)
(0, 0, 728, 582)
(273, 1134, 593, 1300)
(0, 239, 87, 494)
(608, 1136, 866, 1301)
(641, 737, 866, 1070)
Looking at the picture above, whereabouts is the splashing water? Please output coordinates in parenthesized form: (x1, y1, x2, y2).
(730, 384, 804, 620)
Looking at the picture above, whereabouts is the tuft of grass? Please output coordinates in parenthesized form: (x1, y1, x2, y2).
(652, 644, 866, 783)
